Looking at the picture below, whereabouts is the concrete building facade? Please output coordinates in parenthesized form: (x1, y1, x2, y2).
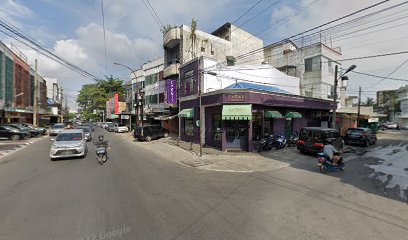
(264, 42, 343, 100)
(397, 85, 408, 126)
(163, 22, 264, 80)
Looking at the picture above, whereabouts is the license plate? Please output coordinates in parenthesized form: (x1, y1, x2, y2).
(61, 151, 73, 155)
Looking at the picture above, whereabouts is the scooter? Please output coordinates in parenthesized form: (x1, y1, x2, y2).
(317, 153, 345, 173)
(258, 135, 275, 152)
(96, 147, 107, 165)
(287, 132, 299, 147)
(95, 140, 108, 165)
(274, 135, 287, 150)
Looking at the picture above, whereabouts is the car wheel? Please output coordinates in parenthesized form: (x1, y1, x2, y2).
(164, 132, 169, 138)
(146, 136, 152, 142)
(50, 158, 56, 161)
(10, 134, 20, 141)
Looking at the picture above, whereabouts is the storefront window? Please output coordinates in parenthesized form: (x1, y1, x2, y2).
(184, 118, 194, 136)
(212, 113, 222, 141)
(252, 112, 262, 140)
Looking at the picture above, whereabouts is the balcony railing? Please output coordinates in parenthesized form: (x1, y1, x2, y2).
(163, 63, 180, 78)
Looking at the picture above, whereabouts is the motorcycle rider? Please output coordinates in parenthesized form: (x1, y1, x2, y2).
(95, 135, 108, 148)
(323, 139, 341, 165)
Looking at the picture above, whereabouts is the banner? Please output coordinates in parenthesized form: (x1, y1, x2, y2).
(166, 79, 177, 104)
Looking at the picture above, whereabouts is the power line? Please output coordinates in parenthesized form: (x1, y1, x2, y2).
(233, 0, 266, 24)
(347, 70, 408, 82)
(236, 0, 283, 28)
(365, 57, 408, 89)
(145, 0, 164, 26)
(139, 0, 162, 29)
(0, 17, 102, 81)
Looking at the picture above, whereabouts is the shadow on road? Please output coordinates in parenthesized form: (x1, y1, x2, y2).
(259, 132, 408, 203)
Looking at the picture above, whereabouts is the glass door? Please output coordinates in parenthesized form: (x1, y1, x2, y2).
(226, 121, 248, 150)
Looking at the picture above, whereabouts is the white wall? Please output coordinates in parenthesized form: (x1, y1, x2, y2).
(201, 58, 300, 95)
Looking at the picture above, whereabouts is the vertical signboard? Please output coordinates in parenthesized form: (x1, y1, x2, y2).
(166, 79, 177, 104)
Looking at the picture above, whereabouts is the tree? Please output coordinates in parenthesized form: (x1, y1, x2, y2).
(365, 97, 375, 106)
(76, 76, 125, 121)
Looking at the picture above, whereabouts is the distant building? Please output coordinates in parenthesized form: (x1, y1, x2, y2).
(264, 42, 343, 100)
(376, 89, 399, 121)
(397, 85, 408, 126)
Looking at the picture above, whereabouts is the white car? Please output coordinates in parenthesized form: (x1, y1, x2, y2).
(114, 123, 129, 133)
(50, 129, 87, 160)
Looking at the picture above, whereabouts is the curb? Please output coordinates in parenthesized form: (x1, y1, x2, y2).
(0, 136, 47, 162)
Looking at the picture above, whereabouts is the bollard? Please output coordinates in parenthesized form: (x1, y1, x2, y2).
(189, 142, 193, 151)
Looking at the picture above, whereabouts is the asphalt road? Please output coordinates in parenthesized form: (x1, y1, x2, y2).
(0, 128, 407, 240)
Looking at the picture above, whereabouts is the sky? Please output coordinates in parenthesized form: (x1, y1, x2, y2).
(1, 0, 408, 109)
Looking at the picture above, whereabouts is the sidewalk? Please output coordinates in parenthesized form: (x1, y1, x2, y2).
(117, 133, 293, 172)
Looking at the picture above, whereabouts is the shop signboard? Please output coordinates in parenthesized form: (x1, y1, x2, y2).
(227, 93, 247, 102)
(167, 79, 177, 104)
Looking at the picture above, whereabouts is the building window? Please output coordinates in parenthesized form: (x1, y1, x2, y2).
(159, 93, 165, 103)
(145, 73, 158, 85)
(184, 118, 194, 136)
(305, 56, 321, 72)
(184, 70, 194, 95)
(212, 113, 222, 141)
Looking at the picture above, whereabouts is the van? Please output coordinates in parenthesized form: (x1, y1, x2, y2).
(297, 127, 344, 154)
(133, 125, 169, 141)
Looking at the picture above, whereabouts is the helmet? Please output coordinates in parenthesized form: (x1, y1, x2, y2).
(98, 135, 104, 141)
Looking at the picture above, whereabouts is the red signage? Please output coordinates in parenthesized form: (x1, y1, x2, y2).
(114, 94, 119, 114)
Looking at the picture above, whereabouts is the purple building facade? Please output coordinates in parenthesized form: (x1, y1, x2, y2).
(177, 58, 333, 152)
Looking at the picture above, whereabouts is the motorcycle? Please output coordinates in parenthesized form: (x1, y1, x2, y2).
(317, 152, 344, 173)
(274, 135, 287, 150)
(95, 140, 108, 165)
(287, 132, 299, 147)
(258, 135, 275, 152)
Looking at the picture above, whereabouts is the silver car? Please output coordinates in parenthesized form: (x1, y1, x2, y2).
(49, 123, 65, 136)
(50, 129, 87, 160)
(76, 126, 92, 141)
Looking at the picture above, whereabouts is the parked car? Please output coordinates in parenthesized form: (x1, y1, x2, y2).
(104, 122, 113, 129)
(106, 123, 115, 132)
(4, 124, 40, 137)
(49, 129, 87, 160)
(133, 125, 169, 141)
(0, 125, 30, 140)
(384, 122, 398, 129)
(84, 122, 95, 131)
(344, 128, 376, 147)
(76, 126, 92, 141)
(297, 127, 344, 154)
(49, 123, 65, 136)
(399, 124, 408, 130)
(20, 123, 47, 135)
(114, 123, 129, 133)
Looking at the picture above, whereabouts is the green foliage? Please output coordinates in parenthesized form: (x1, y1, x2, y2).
(365, 97, 375, 106)
(77, 75, 125, 121)
(160, 24, 172, 34)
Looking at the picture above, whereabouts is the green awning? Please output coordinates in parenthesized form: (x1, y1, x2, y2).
(285, 112, 302, 118)
(265, 110, 283, 118)
(178, 108, 194, 118)
(222, 104, 252, 120)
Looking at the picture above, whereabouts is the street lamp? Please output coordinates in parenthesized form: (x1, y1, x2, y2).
(15, 92, 24, 97)
(331, 64, 357, 129)
(114, 62, 139, 129)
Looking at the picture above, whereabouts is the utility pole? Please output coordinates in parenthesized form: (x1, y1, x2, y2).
(357, 86, 362, 127)
(198, 58, 203, 157)
(60, 88, 64, 123)
(331, 65, 338, 129)
(33, 59, 38, 126)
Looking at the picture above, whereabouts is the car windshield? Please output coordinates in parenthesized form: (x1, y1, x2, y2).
(78, 128, 91, 133)
(55, 133, 83, 141)
(347, 129, 364, 134)
(300, 129, 322, 139)
(118, 124, 126, 127)
(53, 124, 64, 129)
